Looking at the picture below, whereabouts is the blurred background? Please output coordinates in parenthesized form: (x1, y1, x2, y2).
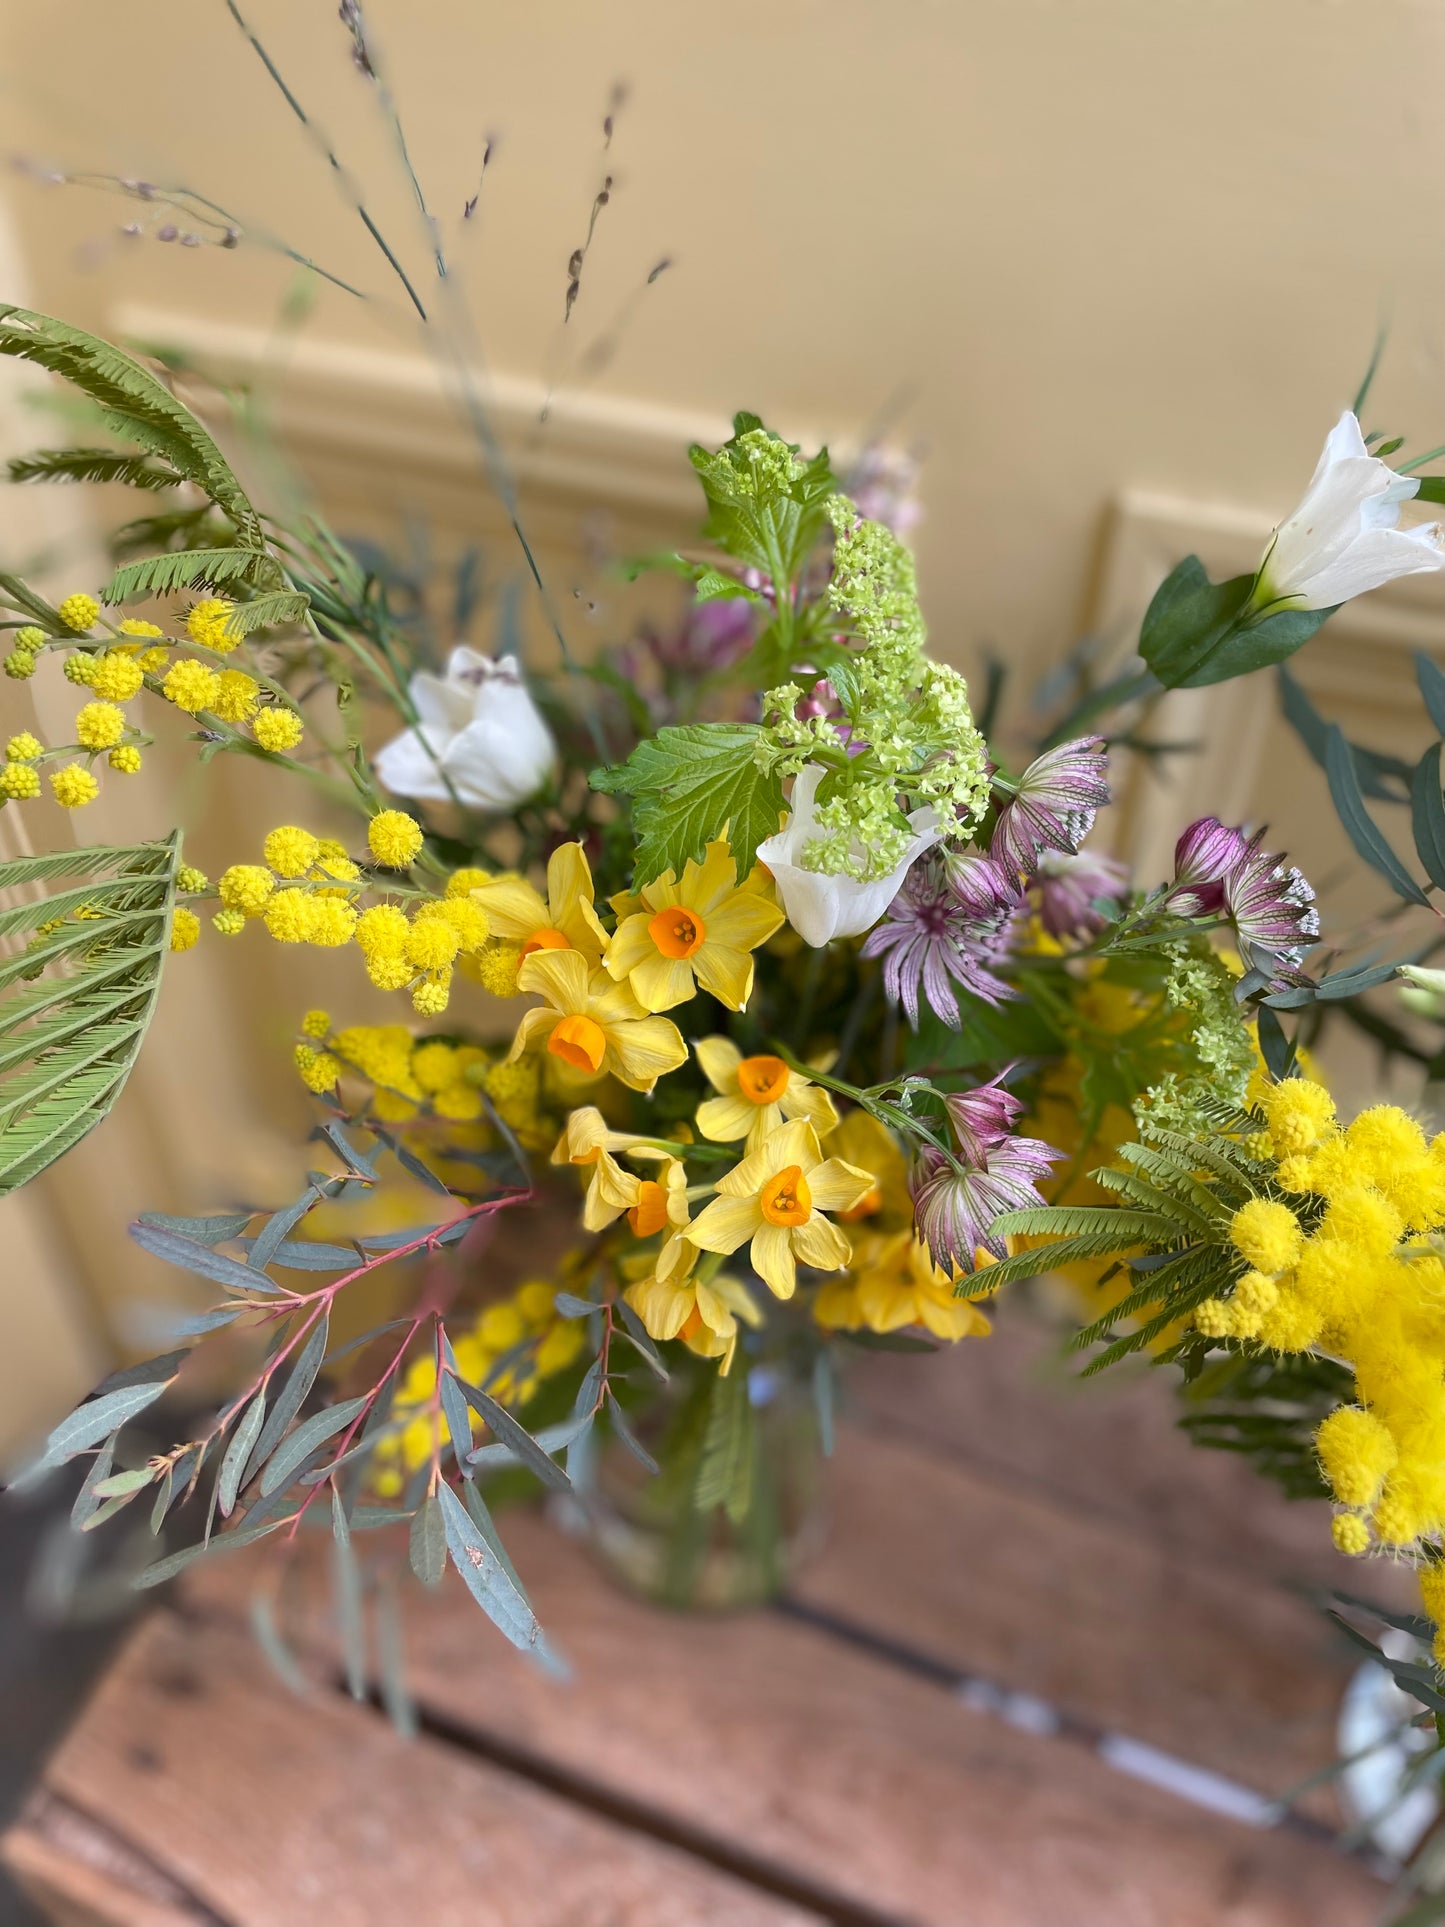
(0, 4, 1443, 1920)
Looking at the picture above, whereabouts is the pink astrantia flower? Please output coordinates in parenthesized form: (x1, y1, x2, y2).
(910, 1072, 1061, 1275)
(911, 1134, 1061, 1274)
(1165, 817, 1318, 975)
(1033, 848, 1130, 941)
(1223, 832, 1320, 972)
(991, 737, 1111, 876)
(863, 854, 1018, 1028)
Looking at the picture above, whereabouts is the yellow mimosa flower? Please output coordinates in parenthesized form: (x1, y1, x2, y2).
(511, 948, 686, 1094)
(686, 1117, 873, 1300)
(814, 1228, 992, 1342)
(605, 840, 783, 1013)
(693, 1035, 838, 1151)
(474, 841, 608, 962)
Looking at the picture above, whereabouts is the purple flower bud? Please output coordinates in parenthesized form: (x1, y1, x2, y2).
(944, 1074, 1024, 1162)
(1033, 847, 1130, 940)
(991, 737, 1111, 876)
(1165, 816, 1247, 916)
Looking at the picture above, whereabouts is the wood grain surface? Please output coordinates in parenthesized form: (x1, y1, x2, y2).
(1, 1305, 1402, 1927)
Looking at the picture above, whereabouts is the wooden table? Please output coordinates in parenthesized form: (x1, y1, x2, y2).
(1, 1318, 1400, 1926)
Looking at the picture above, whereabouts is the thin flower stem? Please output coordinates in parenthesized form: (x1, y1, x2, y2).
(221, 0, 430, 322)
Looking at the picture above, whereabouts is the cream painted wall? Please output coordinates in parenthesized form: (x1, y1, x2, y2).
(3, 0, 1445, 679)
(1, 0, 1445, 1437)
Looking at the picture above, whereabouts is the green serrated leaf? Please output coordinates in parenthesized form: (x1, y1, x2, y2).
(591, 723, 784, 884)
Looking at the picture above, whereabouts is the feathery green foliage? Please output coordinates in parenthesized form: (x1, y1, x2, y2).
(0, 835, 181, 1193)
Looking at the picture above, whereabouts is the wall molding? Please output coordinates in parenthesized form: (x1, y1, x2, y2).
(110, 303, 745, 541)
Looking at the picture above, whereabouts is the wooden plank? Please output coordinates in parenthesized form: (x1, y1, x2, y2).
(26, 1611, 816, 1927)
(2, 1811, 210, 1927)
(848, 1309, 1412, 1599)
(793, 1424, 1350, 1811)
(306, 1513, 1386, 1927)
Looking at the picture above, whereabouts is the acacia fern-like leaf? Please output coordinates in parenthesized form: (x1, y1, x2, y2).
(105, 547, 283, 605)
(0, 834, 180, 1194)
(0, 307, 261, 542)
(8, 447, 185, 491)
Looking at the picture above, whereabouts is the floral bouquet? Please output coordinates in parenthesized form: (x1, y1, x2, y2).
(11, 268, 1445, 1854)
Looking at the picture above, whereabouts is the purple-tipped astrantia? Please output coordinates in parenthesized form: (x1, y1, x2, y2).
(863, 854, 1017, 1027)
(1165, 817, 1248, 917)
(910, 1133, 1062, 1274)
(1033, 847, 1130, 940)
(1223, 831, 1319, 970)
(944, 1074, 1025, 1163)
(991, 737, 1111, 876)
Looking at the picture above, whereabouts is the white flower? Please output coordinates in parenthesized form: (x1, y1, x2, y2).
(755, 763, 939, 947)
(1257, 411, 1445, 612)
(374, 649, 556, 811)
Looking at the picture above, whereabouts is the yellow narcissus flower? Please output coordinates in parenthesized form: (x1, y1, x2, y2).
(814, 1228, 991, 1342)
(623, 1244, 761, 1376)
(510, 948, 686, 1094)
(825, 1108, 911, 1226)
(693, 1036, 838, 1151)
(687, 1117, 873, 1300)
(605, 840, 784, 1014)
(474, 841, 607, 963)
(551, 1106, 668, 1231)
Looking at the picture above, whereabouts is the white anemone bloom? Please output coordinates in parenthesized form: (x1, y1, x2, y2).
(755, 763, 939, 948)
(1257, 411, 1445, 612)
(375, 649, 556, 811)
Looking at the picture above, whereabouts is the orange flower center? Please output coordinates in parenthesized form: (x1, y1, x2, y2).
(737, 1054, 790, 1105)
(627, 1181, 670, 1238)
(759, 1164, 812, 1227)
(522, 925, 570, 958)
(548, 1013, 606, 1074)
(679, 1304, 704, 1341)
(648, 905, 706, 960)
(838, 1183, 882, 1223)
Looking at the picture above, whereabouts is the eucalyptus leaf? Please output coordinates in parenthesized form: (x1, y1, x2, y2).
(455, 1379, 572, 1492)
(408, 1491, 447, 1587)
(245, 1315, 330, 1482)
(1325, 724, 1430, 906)
(29, 1376, 173, 1473)
(129, 1219, 283, 1295)
(437, 1480, 542, 1651)
(69, 1440, 115, 1529)
(258, 1396, 368, 1497)
(1412, 742, 1445, 892)
(217, 1390, 266, 1518)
